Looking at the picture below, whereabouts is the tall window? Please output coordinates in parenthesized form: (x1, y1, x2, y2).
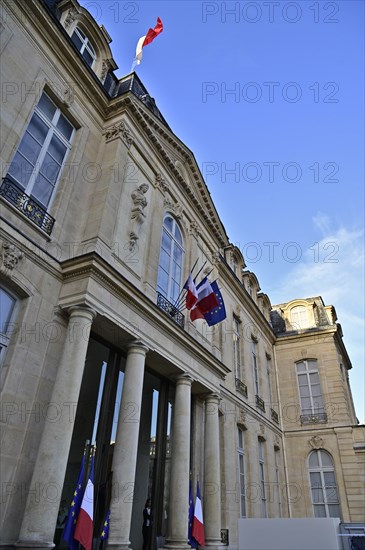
(237, 428, 246, 517)
(296, 360, 324, 415)
(274, 449, 282, 517)
(258, 439, 267, 517)
(71, 27, 96, 67)
(266, 355, 272, 402)
(308, 450, 340, 518)
(7, 92, 74, 208)
(291, 305, 309, 329)
(0, 287, 17, 364)
(233, 317, 241, 379)
(252, 339, 259, 395)
(157, 216, 184, 303)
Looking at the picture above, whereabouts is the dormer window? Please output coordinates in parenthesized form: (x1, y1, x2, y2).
(291, 305, 309, 329)
(71, 27, 96, 67)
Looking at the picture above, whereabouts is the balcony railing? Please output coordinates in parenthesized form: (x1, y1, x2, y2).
(156, 292, 185, 329)
(300, 412, 328, 425)
(0, 177, 55, 235)
(235, 378, 248, 397)
(271, 408, 279, 423)
(255, 394, 265, 412)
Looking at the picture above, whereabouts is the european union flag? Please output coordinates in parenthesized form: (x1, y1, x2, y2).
(188, 480, 197, 548)
(204, 281, 226, 326)
(100, 510, 110, 540)
(63, 453, 85, 550)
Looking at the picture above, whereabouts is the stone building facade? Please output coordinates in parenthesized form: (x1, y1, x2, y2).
(0, 1, 363, 549)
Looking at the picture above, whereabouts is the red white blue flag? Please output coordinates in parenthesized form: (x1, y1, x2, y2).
(190, 277, 219, 322)
(184, 273, 199, 310)
(74, 456, 94, 550)
(192, 481, 205, 547)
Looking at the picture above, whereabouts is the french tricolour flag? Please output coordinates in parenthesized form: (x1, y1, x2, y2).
(192, 481, 205, 547)
(74, 456, 94, 550)
(184, 274, 198, 310)
(134, 17, 163, 66)
(190, 277, 219, 322)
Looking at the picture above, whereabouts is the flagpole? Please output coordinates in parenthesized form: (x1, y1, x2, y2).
(173, 258, 199, 309)
(193, 260, 207, 283)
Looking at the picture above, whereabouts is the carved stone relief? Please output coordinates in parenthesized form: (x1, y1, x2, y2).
(129, 183, 149, 250)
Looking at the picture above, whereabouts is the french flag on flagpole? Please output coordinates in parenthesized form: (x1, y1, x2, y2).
(74, 455, 94, 550)
(132, 17, 163, 69)
(192, 481, 205, 547)
(184, 274, 198, 310)
(190, 277, 219, 322)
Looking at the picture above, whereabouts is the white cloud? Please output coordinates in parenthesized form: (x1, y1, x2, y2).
(270, 214, 365, 421)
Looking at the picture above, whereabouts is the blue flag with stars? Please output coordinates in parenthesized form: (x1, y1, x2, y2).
(100, 509, 110, 540)
(203, 280, 226, 326)
(63, 453, 86, 550)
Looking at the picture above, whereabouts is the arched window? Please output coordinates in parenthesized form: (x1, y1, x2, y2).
(308, 450, 340, 518)
(157, 216, 184, 303)
(291, 305, 309, 329)
(0, 286, 17, 364)
(71, 27, 96, 67)
(296, 360, 324, 418)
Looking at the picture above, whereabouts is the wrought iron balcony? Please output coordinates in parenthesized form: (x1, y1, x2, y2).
(271, 408, 279, 423)
(300, 412, 328, 425)
(0, 177, 55, 235)
(255, 394, 266, 412)
(156, 292, 184, 329)
(235, 378, 248, 398)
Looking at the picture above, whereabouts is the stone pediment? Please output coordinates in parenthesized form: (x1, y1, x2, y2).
(126, 96, 228, 248)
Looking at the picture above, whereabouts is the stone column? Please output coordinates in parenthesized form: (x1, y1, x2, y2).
(165, 374, 193, 550)
(204, 393, 222, 549)
(108, 341, 148, 550)
(16, 306, 96, 548)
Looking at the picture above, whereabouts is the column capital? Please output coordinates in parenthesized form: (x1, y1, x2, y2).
(205, 392, 221, 405)
(174, 373, 193, 387)
(67, 305, 96, 321)
(126, 339, 149, 355)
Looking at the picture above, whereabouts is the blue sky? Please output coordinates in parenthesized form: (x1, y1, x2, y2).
(79, 0, 364, 421)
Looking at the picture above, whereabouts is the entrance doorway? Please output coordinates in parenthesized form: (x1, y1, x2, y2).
(56, 337, 173, 550)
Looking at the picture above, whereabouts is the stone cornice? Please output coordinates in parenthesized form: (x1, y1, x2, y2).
(59, 252, 231, 379)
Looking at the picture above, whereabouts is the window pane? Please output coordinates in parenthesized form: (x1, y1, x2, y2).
(0, 289, 16, 329)
(325, 486, 339, 503)
(71, 31, 83, 51)
(160, 249, 170, 272)
(57, 114, 73, 140)
(309, 372, 320, 384)
(308, 451, 319, 468)
(238, 429, 243, 449)
(174, 225, 182, 245)
(311, 487, 324, 504)
(239, 454, 244, 471)
(31, 174, 53, 206)
(161, 230, 171, 252)
(164, 217, 173, 232)
(241, 495, 246, 517)
(296, 362, 306, 373)
(40, 154, 61, 184)
(8, 152, 34, 186)
(320, 451, 334, 467)
(82, 49, 94, 67)
(47, 135, 67, 164)
(307, 360, 317, 370)
(314, 504, 326, 518)
(28, 113, 49, 144)
(299, 385, 310, 397)
(328, 504, 340, 518)
(17, 131, 42, 164)
(324, 472, 335, 485)
(297, 374, 308, 386)
(37, 94, 56, 121)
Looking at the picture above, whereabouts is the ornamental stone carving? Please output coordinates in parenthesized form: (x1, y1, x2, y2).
(308, 435, 325, 449)
(104, 121, 134, 148)
(237, 407, 246, 425)
(100, 59, 113, 82)
(163, 197, 183, 221)
(0, 240, 23, 274)
(129, 183, 149, 250)
(64, 7, 78, 30)
(155, 173, 168, 195)
(189, 221, 201, 238)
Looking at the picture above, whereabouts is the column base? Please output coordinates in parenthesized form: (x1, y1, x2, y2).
(107, 541, 131, 550)
(163, 541, 191, 550)
(15, 542, 54, 549)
